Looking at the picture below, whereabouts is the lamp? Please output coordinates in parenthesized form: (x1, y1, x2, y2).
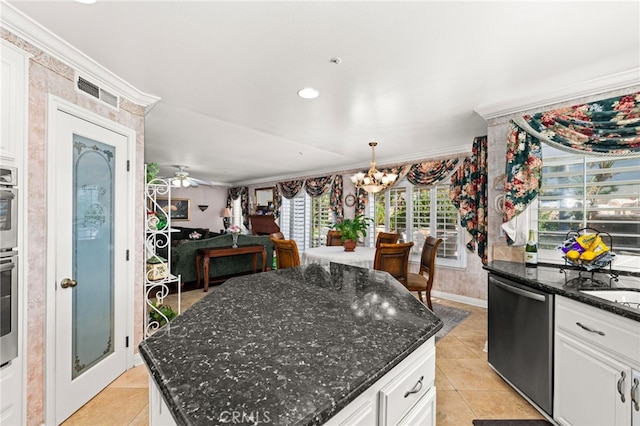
(221, 207, 233, 230)
(350, 142, 398, 193)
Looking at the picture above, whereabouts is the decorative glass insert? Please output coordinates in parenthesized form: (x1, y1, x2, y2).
(72, 135, 115, 379)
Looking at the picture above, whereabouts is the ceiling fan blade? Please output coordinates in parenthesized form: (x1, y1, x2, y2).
(190, 177, 211, 186)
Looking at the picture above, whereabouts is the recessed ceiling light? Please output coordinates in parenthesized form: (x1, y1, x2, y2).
(297, 87, 319, 99)
(75, 0, 97, 4)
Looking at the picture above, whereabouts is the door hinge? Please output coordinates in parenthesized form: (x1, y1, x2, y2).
(126, 250, 130, 261)
(126, 160, 130, 171)
(126, 336, 129, 348)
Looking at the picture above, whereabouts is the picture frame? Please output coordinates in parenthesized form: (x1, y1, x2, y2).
(254, 187, 275, 213)
(157, 198, 190, 221)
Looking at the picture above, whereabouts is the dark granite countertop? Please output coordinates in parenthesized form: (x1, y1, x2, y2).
(484, 261, 640, 322)
(139, 262, 442, 426)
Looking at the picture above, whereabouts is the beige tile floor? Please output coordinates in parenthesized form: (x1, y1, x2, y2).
(63, 293, 546, 425)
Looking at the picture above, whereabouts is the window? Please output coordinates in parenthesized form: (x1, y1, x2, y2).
(371, 181, 466, 268)
(310, 193, 333, 248)
(279, 191, 334, 250)
(535, 144, 640, 271)
(232, 198, 242, 229)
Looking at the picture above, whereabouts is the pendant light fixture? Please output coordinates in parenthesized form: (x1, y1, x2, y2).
(350, 142, 398, 193)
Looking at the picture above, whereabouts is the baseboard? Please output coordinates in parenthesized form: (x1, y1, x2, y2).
(132, 352, 143, 367)
(431, 290, 487, 309)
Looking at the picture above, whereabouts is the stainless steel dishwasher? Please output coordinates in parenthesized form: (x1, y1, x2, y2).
(488, 273, 554, 416)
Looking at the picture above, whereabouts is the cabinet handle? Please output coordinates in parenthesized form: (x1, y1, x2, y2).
(631, 377, 639, 411)
(575, 322, 605, 336)
(617, 371, 626, 403)
(404, 375, 424, 398)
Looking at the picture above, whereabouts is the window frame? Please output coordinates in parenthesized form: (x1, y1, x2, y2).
(369, 180, 466, 269)
(279, 191, 335, 251)
(532, 145, 640, 273)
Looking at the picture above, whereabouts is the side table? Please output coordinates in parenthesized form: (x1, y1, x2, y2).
(196, 245, 268, 292)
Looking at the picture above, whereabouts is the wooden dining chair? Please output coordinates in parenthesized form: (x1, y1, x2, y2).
(269, 232, 285, 241)
(406, 236, 443, 309)
(373, 242, 414, 285)
(272, 238, 301, 269)
(375, 232, 400, 247)
(326, 230, 343, 246)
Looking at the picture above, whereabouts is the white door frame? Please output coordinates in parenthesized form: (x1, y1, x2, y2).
(44, 95, 137, 424)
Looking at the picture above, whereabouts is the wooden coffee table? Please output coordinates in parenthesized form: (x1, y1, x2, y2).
(196, 245, 267, 292)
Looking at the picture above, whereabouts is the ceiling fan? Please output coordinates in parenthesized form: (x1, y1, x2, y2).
(167, 166, 211, 188)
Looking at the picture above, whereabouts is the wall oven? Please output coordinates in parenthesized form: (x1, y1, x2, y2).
(0, 251, 18, 366)
(0, 165, 18, 366)
(0, 166, 18, 250)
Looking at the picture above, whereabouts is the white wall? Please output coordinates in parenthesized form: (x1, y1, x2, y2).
(171, 185, 229, 232)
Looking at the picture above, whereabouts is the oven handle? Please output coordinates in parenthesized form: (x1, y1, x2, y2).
(0, 261, 16, 272)
(0, 189, 15, 200)
(490, 276, 546, 302)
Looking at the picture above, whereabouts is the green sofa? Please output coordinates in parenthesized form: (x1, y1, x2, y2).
(170, 234, 274, 284)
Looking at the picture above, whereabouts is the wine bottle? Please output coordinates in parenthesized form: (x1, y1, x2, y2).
(525, 229, 538, 267)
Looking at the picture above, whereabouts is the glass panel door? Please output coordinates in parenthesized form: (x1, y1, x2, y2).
(72, 135, 115, 379)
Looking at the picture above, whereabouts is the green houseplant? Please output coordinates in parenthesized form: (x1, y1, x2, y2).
(332, 214, 373, 252)
(145, 162, 160, 183)
(149, 300, 177, 327)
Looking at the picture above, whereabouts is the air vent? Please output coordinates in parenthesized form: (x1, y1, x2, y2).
(77, 76, 119, 109)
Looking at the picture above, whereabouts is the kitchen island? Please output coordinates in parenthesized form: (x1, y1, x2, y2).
(139, 262, 443, 425)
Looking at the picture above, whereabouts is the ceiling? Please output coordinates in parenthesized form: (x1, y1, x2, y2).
(7, 1, 640, 186)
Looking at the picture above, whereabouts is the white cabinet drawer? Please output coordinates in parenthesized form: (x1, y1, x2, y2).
(378, 343, 435, 426)
(556, 296, 640, 367)
(397, 387, 436, 426)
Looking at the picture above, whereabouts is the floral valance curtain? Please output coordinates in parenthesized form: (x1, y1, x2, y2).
(513, 92, 640, 156)
(503, 91, 639, 245)
(276, 175, 344, 219)
(449, 136, 488, 263)
(406, 158, 461, 186)
(304, 176, 332, 197)
(227, 186, 249, 229)
(279, 180, 304, 199)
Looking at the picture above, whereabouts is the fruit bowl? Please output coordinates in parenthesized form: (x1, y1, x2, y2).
(557, 229, 615, 271)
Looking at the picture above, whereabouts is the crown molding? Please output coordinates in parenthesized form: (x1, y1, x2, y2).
(234, 144, 472, 187)
(0, 2, 161, 110)
(474, 69, 640, 120)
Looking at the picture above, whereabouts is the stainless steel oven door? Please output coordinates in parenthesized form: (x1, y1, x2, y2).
(0, 252, 18, 365)
(0, 188, 17, 250)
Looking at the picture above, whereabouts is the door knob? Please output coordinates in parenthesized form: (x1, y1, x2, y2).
(60, 278, 78, 289)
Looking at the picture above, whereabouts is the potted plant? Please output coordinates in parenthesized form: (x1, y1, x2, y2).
(145, 162, 160, 183)
(148, 300, 177, 327)
(332, 214, 373, 252)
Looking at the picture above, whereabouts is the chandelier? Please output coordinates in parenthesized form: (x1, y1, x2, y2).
(350, 142, 398, 193)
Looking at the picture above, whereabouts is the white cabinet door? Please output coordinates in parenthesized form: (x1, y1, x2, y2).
(632, 370, 640, 426)
(0, 41, 28, 162)
(555, 331, 631, 426)
(397, 387, 436, 426)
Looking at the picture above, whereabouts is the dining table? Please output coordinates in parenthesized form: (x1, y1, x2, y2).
(301, 245, 377, 269)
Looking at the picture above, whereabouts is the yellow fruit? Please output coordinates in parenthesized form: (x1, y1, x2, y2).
(566, 250, 581, 260)
(577, 234, 597, 249)
(588, 235, 602, 251)
(580, 251, 597, 261)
